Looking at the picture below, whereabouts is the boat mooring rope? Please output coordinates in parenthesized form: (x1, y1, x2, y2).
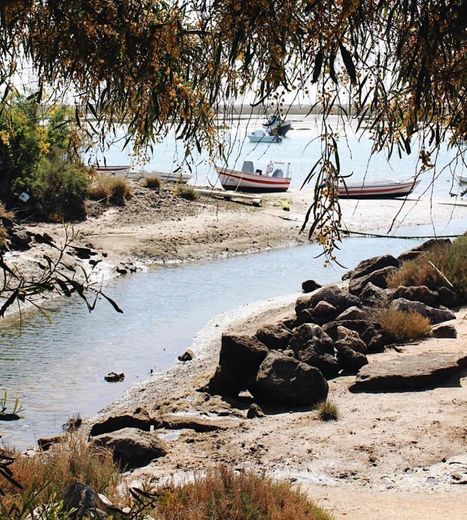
(338, 229, 464, 240)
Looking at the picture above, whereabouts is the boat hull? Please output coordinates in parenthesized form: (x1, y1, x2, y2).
(337, 179, 419, 199)
(216, 167, 291, 193)
(147, 170, 192, 183)
(95, 166, 130, 176)
(248, 134, 282, 143)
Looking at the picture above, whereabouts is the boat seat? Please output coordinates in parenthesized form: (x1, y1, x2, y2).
(272, 169, 284, 178)
(242, 160, 254, 173)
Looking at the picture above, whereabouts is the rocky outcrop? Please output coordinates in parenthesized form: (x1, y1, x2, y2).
(302, 279, 322, 293)
(349, 266, 397, 296)
(92, 427, 168, 468)
(350, 352, 467, 392)
(256, 323, 291, 349)
(250, 352, 328, 406)
(388, 285, 438, 307)
(346, 254, 400, 281)
(336, 345, 368, 373)
(390, 298, 456, 324)
(90, 409, 161, 437)
(398, 239, 451, 263)
(431, 323, 457, 338)
(295, 285, 361, 316)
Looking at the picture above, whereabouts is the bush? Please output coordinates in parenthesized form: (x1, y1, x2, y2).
(387, 237, 467, 304)
(174, 183, 197, 201)
(144, 175, 162, 190)
(88, 175, 132, 205)
(377, 308, 431, 343)
(317, 400, 339, 421)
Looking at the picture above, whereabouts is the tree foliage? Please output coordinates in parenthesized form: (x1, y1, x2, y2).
(0, 0, 465, 255)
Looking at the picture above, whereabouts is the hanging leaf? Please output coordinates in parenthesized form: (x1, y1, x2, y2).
(339, 43, 357, 84)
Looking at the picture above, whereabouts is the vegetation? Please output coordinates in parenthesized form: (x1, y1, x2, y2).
(387, 237, 467, 304)
(317, 400, 339, 422)
(174, 184, 197, 201)
(88, 175, 132, 205)
(144, 175, 162, 190)
(377, 308, 431, 343)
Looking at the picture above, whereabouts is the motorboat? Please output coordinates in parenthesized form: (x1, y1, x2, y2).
(94, 165, 131, 176)
(216, 160, 291, 193)
(263, 115, 292, 137)
(248, 129, 282, 144)
(337, 177, 420, 199)
(144, 170, 192, 184)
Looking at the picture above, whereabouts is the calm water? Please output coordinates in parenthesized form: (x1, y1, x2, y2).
(0, 219, 465, 450)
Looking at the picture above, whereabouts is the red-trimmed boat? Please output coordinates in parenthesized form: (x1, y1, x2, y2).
(216, 161, 291, 193)
(337, 177, 420, 199)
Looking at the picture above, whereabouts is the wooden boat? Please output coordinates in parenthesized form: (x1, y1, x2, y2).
(216, 160, 291, 193)
(144, 170, 192, 183)
(337, 178, 420, 199)
(263, 115, 292, 137)
(248, 129, 282, 143)
(457, 175, 467, 185)
(95, 165, 131, 176)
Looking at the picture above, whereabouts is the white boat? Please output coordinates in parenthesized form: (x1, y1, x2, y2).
(457, 175, 467, 185)
(337, 177, 420, 199)
(248, 129, 282, 144)
(144, 170, 192, 184)
(262, 115, 292, 137)
(216, 160, 291, 193)
(95, 165, 131, 176)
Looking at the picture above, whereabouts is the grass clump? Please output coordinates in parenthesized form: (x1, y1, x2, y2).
(377, 308, 431, 343)
(387, 236, 467, 304)
(0, 203, 14, 220)
(144, 175, 162, 190)
(317, 400, 339, 421)
(88, 175, 132, 205)
(174, 183, 197, 201)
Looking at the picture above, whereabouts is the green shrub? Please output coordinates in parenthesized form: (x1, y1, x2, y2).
(174, 183, 197, 201)
(144, 175, 162, 190)
(377, 308, 431, 343)
(88, 175, 132, 205)
(317, 400, 339, 421)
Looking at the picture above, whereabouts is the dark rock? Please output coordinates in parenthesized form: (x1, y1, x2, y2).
(289, 323, 334, 355)
(250, 352, 328, 406)
(349, 266, 397, 296)
(63, 483, 105, 519)
(92, 427, 168, 468)
(37, 435, 64, 451)
(104, 372, 125, 382)
(295, 285, 361, 316)
(350, 352, 467, 392)
(71, 246, 98, 260)
(346, 254, 399, 281)
(366, 332, 386, 353)
(256, 323, 291, 349)
(178, 349, 194, 362)
(390, 298, 456, 324)
(247, 403, 265, 419)
(431, 324, 457, 338)
(33, 232, 55, 246)
(389, 285, 438, 307)
(437, 286, 459, 308)
(161, 415, 228, 432)
(398, 239, 451, 263)
(335, 326, 367, 354)
(307, 301, 339, 325)
(336, 345, 368, 373)
(323, 319, 381, 341)
(302, 279, 322, 293)
(359, 282, 389, 307)
(336, 306, 368, 321)
(90, 409, 162, 437)
(0, 215, 14, 229)
(116, 266, 128, 275)
(9, 229, 32, 251)
(208, 334, 269, 396)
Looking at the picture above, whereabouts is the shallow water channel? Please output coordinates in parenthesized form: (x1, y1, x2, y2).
(0, 220, 465, 449)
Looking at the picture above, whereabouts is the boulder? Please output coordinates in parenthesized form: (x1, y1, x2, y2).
(92, 427, 168, 468)
(302, 279, 322, 293)
(390, 298, 456, 324)
(63, 483, 116, 519)
(90, 409, 162, 437)
(346, 254, 399, 281)
(297, 301, 338, 325)
(8, 229, 32, 251)
(398, 239, 451, 263)
(295, 346, 339, 379)
(104, 372, 124, 382)
(335, 326, 367, 354)
(247, 403, 265, 419)
(388, 285, 438, 307)
(250, 352, 328, 406)
(295, 285, 361, 316)
(349, 266, 397, 296)
(336, 306, 368, 321)
(289, 323, 334, 355)
(437, 286, 459, 308)
(336, 345, 368, 373)
(323, 319, 380, 341)
(178, 349, 194, 362)
(256, 323, 291, 349)
(359, 282, 389, 307)
(350, 352, 467, 392)
(431, 324, 457, 338)
(208, 334, 268, 396)
(37, 434, 64, 451)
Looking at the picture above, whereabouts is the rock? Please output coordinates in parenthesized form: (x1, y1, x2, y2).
(208, 334, 269, 396)
(37, 434, 64, 451)
(71, 246, 98, 260)
(33, 232, 55, 246)
(90, 408, 162, 437)
(247, 403, 265, 419)
(349, 266, 397, 296)
(250, 352, 328, 406)
(8, 229, 32, 250)
(104, 372, 125, 382)
(92, 427, 168, 468)
(336, 306, 368, 321)
(336, 345, 368, 373)
(346, 254, 400, 281)
(359, 282, 389, 307)
(178, 349, 194, 362)
(256, 323, 291, 349)
(398, 239, 451, 263)
(390, 298, 456, 324)
(350, 352, 467, 392)
(335, 326, 367, 354)
(161, 415, 229, 432)
(431, 324, 457, 338)
(437, 286, 459, 308)
(323, 319, 381, 341)
(298, 300, 339, 325)
(389, 285, 438, 307)
(62, 483, 105, 519)
(295, 285, 361, 316)
(302, 279, 322, 293)
(289, 323, 334, 355)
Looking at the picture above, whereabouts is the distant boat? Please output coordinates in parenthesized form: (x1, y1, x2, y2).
(216, 160, 291, 193)
(457, 175, 467, 185)
(337, 178, 420, 199)
(248, 129, 282, 143)
(262, 115, 292, 137)
(95, 165, 131, 176)
(144, 170, 192, 184)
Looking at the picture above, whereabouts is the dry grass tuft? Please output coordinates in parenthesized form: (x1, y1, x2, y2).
(174, 183, 197, 201)
(0, 203, 14, 220)
(0, 226, 6, 249)
(317, 400, 339, 421)
(377, 308, 431, 343)
(144, 175, 162, 190)
(88, 175, 132, 205)
(148, 466, 333, 520)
